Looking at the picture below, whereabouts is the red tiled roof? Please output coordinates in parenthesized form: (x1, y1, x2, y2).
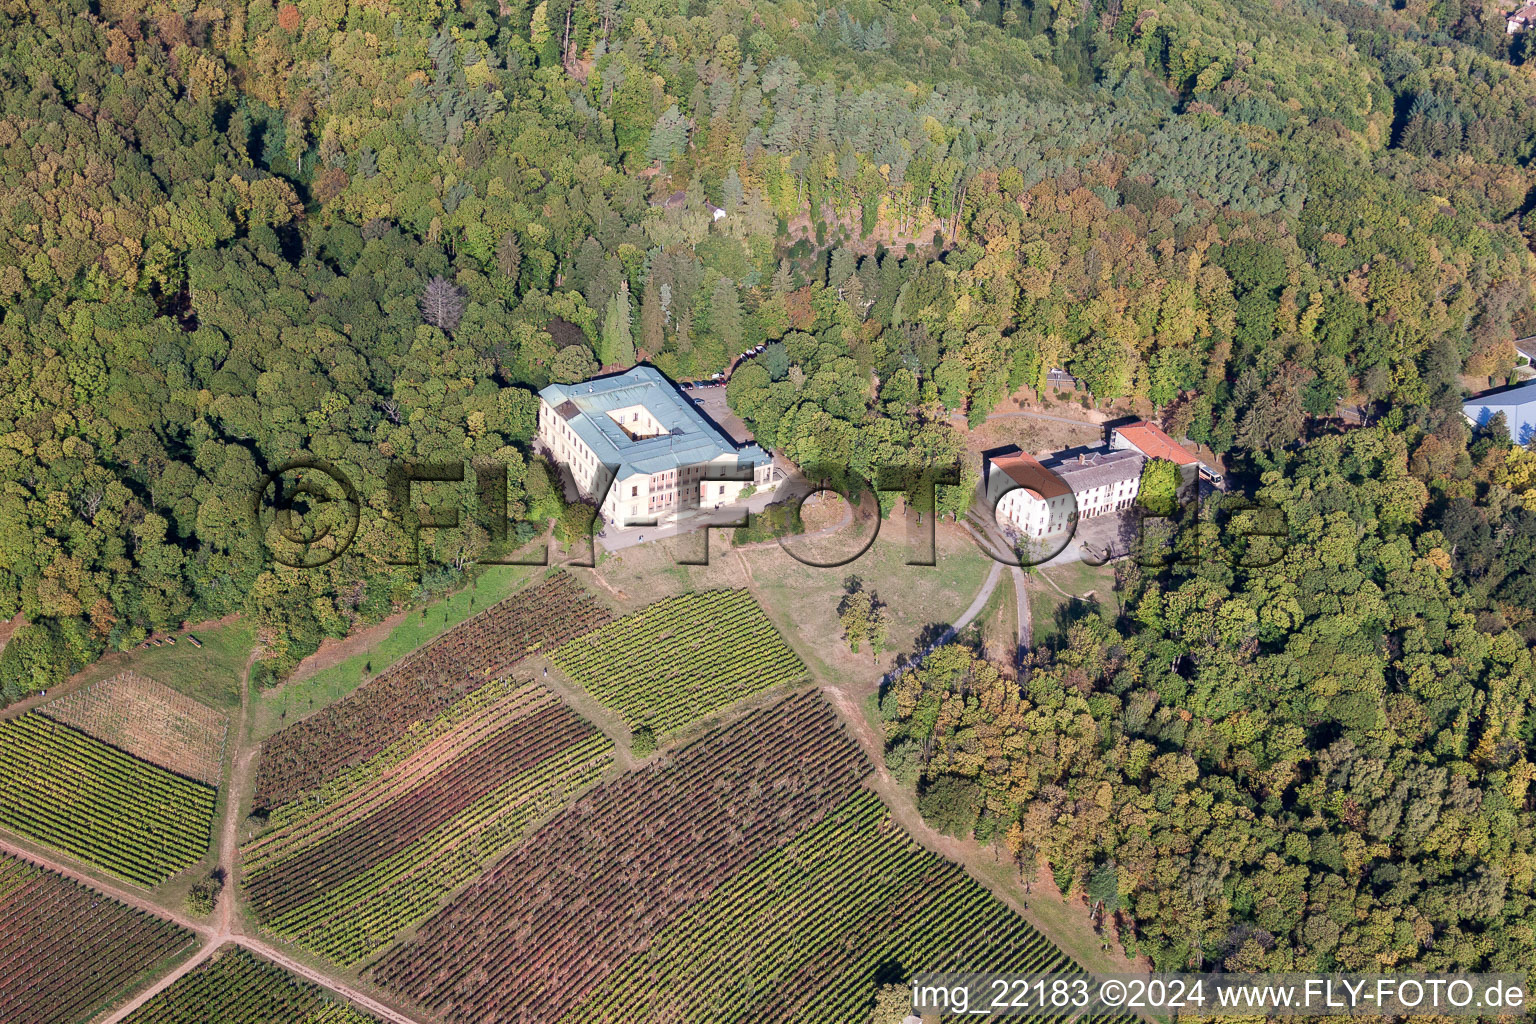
(1114, 422, 1198, 465)
(991, 453, 1072, 500)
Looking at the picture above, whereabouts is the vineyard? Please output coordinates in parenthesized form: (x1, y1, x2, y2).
(254, 571, 611, 809)
(243, 678, 613, 965)
(370, 691, 870, 1023)
(39, 671, 228, 785)
(0, 714, 215, 885)
(562, 790, 1071, 1023)
(121, 945, 381, 1024)
(0, 851, 196, 1024)
(549, 589, 806, 734)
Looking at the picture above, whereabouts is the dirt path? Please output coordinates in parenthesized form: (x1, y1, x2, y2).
(881, 560, 1003, 686)
(95, 943, 216, 1023)
(7, 818, 433, 1024)
(0, 837, 211, 937)
(235, 937, 425, 1024)
(820, 684, 1140, 978)
(807, 545, 1143, 981)
(1011, 565, 1033, 663)
(82, 640, 434, 1024)
(92, 934, 428, 1024)
(215, 647, 260, 936)
(277, 610, 408, 690)
(523, 657, 639, 770)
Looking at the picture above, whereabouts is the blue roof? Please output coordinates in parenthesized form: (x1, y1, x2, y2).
(1463, 380, 1536, 445)
(540, 366, 770, 480)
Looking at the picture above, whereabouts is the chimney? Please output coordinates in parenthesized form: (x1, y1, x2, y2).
(1078, 453, 1086, 463)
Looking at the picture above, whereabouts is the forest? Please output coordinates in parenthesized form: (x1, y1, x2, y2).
(884, 427, 1536, 973)
(2, 0, 1530, 696)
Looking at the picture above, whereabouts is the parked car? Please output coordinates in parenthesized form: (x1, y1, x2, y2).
(680, 381, 693, 390)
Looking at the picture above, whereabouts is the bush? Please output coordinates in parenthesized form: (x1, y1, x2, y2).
(917, 774, 983, 838)
(730, 501, 804, 546)
(884, 739, 923, 788)
(631, 724, 656, 757)
(186, 871, 223, 916)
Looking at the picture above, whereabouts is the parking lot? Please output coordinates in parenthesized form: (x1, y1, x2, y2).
(681, 381, 755, 444)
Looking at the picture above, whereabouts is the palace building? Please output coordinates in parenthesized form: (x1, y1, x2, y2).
(537, 366, 781, 528)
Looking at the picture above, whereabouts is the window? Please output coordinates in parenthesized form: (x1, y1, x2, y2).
(631, 485, 638, 497)
(719, 485, 726, 496)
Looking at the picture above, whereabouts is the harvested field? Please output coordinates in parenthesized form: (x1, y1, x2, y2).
(39, 671, 228, 785)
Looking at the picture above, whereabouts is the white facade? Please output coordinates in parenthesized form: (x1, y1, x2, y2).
(1071, 473, 1139, 518)
(996, 487, 1073, 539)
(989, 449, 1143, 540)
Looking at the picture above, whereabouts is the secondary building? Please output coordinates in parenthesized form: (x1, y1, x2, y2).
(987, 448, 1144, 540)
(1049, 449, 1145, 520)
(988, 452, 1075, 539)
(1111, 420, 1219, 485)
(1463, 380, 1536, 445)
(1111, 421, 1196, 467)
(538, 366, 781, 528)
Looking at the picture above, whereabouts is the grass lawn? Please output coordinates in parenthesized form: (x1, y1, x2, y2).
(67, 619, 255, 713)
(973, 566, 1017, 663)
(741, 520, 995, 683)
(1028, 560, 1120, 650)
(250, 564, 539, 740)
(585, 516, 995, 687)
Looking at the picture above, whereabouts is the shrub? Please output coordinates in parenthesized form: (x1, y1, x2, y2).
(186, 872, 223, 916)
(631, 724, 656, 757)
(917, 774, 982, 838)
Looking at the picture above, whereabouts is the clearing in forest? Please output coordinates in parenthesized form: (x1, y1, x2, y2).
(39, 670, 228, 785)
(371, 691, 1083, 1024)
(563, 789, 1072, 1023)
(0, 713, 215, 885)
(253, 571, 610, 810)
(242, 677, 613, 966)
(549, 588, 806, 734)
(370, 691, 866, 1023)
(0, 851, 197, 1024)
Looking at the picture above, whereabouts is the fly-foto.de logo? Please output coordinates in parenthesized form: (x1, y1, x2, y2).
(249, 457, 1287, 571)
